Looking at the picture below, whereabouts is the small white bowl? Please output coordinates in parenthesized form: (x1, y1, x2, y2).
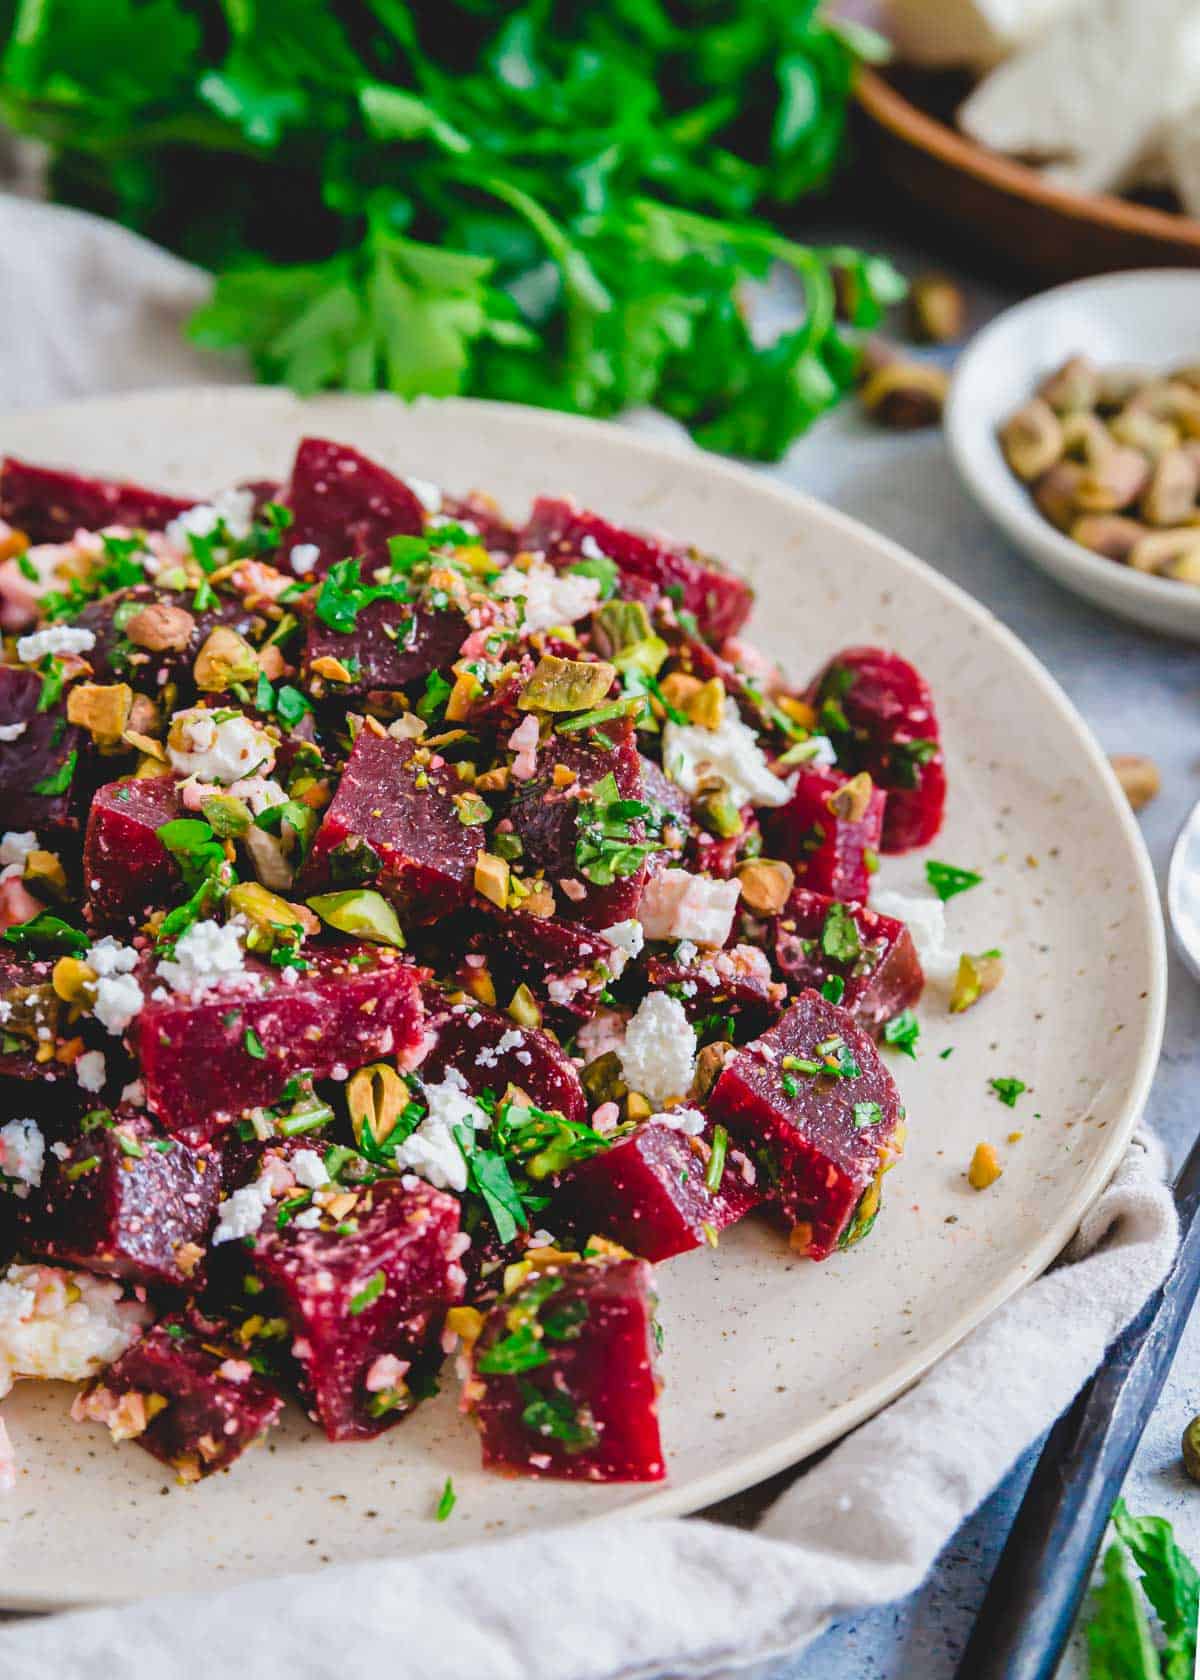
(946, 269, 1200, 640)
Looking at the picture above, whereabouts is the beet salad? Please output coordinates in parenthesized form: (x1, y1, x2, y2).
(0, 438, 947, 1490)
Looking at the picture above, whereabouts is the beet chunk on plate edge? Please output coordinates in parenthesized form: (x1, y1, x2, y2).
(0, 456, 197, 545)
(708, 990, 904, 1260)
(770, 888, 924, 1036)
(74, 1314, 285, 1482)
(465, 1254, 664, 1482)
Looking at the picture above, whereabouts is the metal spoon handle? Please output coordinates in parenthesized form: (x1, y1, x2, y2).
(953, 1131, 1200, 1680)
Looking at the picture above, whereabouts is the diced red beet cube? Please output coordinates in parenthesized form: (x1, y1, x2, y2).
(250, 1178, 464, 1441)
(0, 665, 89, 834)
(522, 496, 752, 643)
(133, 948, 425, 1145)
(761, 766, 885, 903)
(304, 599, 467, 696)
(708, 992, 904, 1260)
(457, 911, 613, 1028)
(465, 1255, 664, 1482)
(808, 647, 946, 852)
(643, 943, 784, 1035)
(444, 490, 518, 553)
(299, 730, 477, 923)
(422, 1001, 588, 1124)
(554, 1121, 763, 1262)
(509, 717, 648, 928)
(82, 775, 182, 933)
(771, 888, 924, 1035)
(19, 1108, 220, 1289)
(687, 809, 760, 881)
(0, 456, 197, 544)
(74, 1314, 285, 1482)
(284, 438, 425, 577)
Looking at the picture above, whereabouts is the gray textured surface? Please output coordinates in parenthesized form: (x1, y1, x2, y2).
(755, 326, 1200, 1680)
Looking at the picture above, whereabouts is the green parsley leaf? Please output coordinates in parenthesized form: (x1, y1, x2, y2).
(3, 911, 89, 955)
(518, 1380, 598, 1453)
(348, 1270, 387, 1316)
(1110, 1500, 1199, 1679)
(821, 901, 861, 964)
(244, 1026, 266, 1060)
(853, 1101, 883, 1129)
(989, 1077, 1027, 1108)
(882, 1009, 920, 1059)
(31, 749, 77, 797)
(568, 553, 619, 598)
(475, 1323, 549, 1375)
(925, 860, 983, 901)
(821, 975, 846, 1005)
(435, 1476, 456, 1523)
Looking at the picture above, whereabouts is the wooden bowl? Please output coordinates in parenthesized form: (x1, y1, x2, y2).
(855, 66, 1200, 283)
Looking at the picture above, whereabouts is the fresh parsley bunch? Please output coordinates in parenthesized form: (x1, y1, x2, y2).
(0, 0, 903, 460)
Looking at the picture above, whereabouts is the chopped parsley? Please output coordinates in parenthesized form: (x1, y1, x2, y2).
(518, 1380, 598, 1453)
(821, 975, 846, 1005)
(853, 1101, 883, 1129)
(475, 1324, 549, 1374)
(348, 1270, 387, 1315)
(574, 772, 663, 885)
(314, 556, 412, 635)
(2, 910, 89, 955)
(31, 748, 77, 796)
(435, 1477, 456, 1523)
(925, 860, 983, 901)
(705, 1123, 729, 1192)
(243, 1026, 266, 1060)
(989, 1076, 1027, 1108)
(821, 901, 861, 964)
(882, 1009, 920, 1059)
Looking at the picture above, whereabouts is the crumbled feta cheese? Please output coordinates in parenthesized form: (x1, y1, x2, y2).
(651, 1107, 706, 1136)
(493, 559, 601, 633)
(210, 1159, 291, 1247)
(167, 707, 275, 784)
(0, 1262, 148, 1399)
(871, 887, 958, 984)
(474, 1026, 528, 1069)
(15, 625, 96, 663)
(365, 1353, 410, 1393)
(86, 937, 137, 978)
(393, 1078, 491, 1193)
(289, 542, 321, 575)
(290, 1149, 330, 1190)
(0, 831, 36, 883)
(662, 704, 793, 808)
(165, 487, 255, 552)
(74, 1050, 106, 1094)
(601, 920, 644, 960)
(156, 917, 249, 997)
(91, 971, 144, 1036)
(507, 713, 540, 781)
(618, 991, 696, 1107)
(576, 1007, 627, 1063)
(579, 533, 610, 562)
(291, 1206, 323, 1230)
(0, 1119, 44, 1198)
(120, 1078, 145, 1108)
(639, 869, 741, 948)
(407, 477, 443, 513)
(0, 721, 26, 743)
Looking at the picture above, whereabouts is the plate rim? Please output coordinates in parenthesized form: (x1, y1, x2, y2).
(945, 268, 1200, 633)
(0, 385, 1169, 1593)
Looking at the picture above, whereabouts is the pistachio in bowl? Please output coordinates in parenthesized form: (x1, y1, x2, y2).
(999, 357, 1200, 586)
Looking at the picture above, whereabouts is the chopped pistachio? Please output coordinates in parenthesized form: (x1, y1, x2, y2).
(310, 654, 355, 684)
(193, 626, 260, 692)
(949, 950, 1005, 1015)
(593, 599, 652, 653)
(825, 771, 875, 823)
(201, 793, 252, 839)
(23, 849, 68, 900)
(519, 654, 616, 714)
(444, 669, 483, 723)
(474, 851, 510, 910)
(51, 956, 97, 1006)
(968, 1141, 1002, 1191)
(228, 881, 313, 953)
(735, 857, 794, 915)
(685, 677, 725, 730)
(506, 983, 542, 1030)
(306, 888, 405, 949)
(581, 1050, 627, 1106)
(66, 682, 133, 749)
(694, 782, 743, 838)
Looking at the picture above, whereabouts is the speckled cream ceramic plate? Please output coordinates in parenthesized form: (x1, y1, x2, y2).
(0, 388, 1166, 1608)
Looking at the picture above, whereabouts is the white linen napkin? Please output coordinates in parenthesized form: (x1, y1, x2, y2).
(0, 193, 1180, 1678)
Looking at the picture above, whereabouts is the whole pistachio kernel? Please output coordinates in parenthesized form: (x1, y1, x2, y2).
(506, 983, 542, 1030)
(346, 1062, 408, 1150)
(949, 950, 1005, 1015)
(306, 888, 405, 949)
(227, 881, 313, 952)
(735, 858, 795, 915)
(201, 793, 252, 839)
(825, 771, 875, 823)
(66, 682, 133, 749)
